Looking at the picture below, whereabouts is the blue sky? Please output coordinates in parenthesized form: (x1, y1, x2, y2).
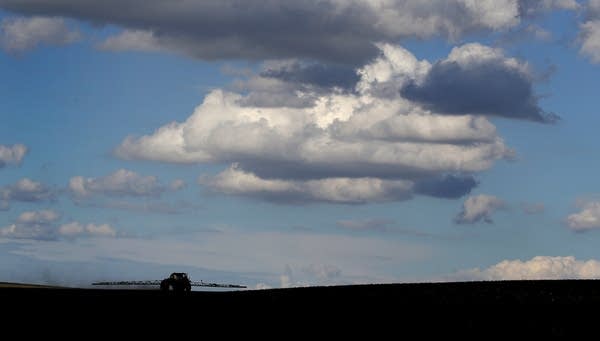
(2, 1, 600, 288)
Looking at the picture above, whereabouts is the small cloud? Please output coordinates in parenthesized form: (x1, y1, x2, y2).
(567, 201, 600, 232)
(69, 169, 180, 198)
(58, 222, 117, 239)
(0, 209, 118, 241)
(454, 194, 506, 224)
(580, 20, 600, 64)
(97, 29, 164, 53)
(0, 209, 60, 240)
(0, 178, 56, 210)
(0, 16, 80, 54)
(0, 144, 27, 168)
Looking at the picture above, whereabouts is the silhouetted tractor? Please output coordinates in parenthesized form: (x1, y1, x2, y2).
(160, 272, 192, 294)
(92, 272, 246, 293)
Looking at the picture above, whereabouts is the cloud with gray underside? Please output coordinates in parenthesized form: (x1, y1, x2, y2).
(114, 43, 565, 205)
(0, 178, 56, 210)
(400, 45, 559, 123)
(0, 0, 578, 64)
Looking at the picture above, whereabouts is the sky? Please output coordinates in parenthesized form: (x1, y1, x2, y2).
(2, 0, 600, 289)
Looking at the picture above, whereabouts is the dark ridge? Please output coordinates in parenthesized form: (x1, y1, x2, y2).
(3, 280, 599, 335)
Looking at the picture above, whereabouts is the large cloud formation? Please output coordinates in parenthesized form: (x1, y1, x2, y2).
(0, 16, 80, 53)
(0, 0, 577, 64)
(0, 144, 27, 168)
(114, 43, 552, 204)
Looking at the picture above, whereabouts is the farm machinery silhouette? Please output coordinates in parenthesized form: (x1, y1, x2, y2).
(92, 272, 246, 293)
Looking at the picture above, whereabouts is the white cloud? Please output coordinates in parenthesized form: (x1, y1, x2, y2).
(97, 29, 165, 53)
(567, 201, 600, 232)
(0, 178, 56, 209)
(580, 20, 600, 63)
(0, 144, 27, 167)
(69, 169, 181, 198)
(458, 256, 600, 280)
(0, 209, 59, 240)
(117, 43, 520, 204)
(455, 194, 506, 224)
(200, 164, 414, 204)
(58, 222, 117, 238)
(0, 209, 118, 240)
(0, 16, 80, 53)
(17, 210, 60, 224)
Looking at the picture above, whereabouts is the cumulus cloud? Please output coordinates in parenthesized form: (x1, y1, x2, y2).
(0, 16, 80, 53)
(200, 164, 414, 204)
(69, 169, 181, 198)
(580, 20, 600, 63)
(0, 144, 27, 168)
(0, 209, 118, 240)
(0, 209, 59, 240)
(566, 201, 600, 232)
(97, 29, 164, 53)
(114, 43, 532, 204)
(578, 0, 600, 63)
(457, 256, 600, 280)
(16, 210, 60, 224)
(58, 222, 117, 238)
(454, 194, 506, 224)
(401, 44, 558, 123)
(0, 178, 56, 210)
(0, 0, 571, 64)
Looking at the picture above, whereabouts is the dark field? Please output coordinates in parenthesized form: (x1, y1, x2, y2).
(3, 280, 599, 335)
